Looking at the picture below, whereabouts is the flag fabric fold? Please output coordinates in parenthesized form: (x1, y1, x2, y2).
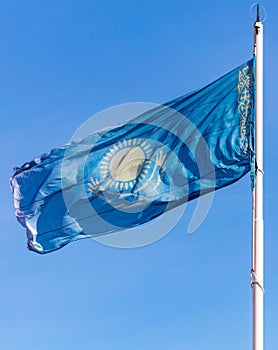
(10, 59, 255, 254)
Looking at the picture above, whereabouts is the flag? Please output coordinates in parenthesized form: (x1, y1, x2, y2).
(10, 59, 255, 254)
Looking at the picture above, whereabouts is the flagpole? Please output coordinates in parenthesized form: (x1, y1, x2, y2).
(251, 5, 264, 350)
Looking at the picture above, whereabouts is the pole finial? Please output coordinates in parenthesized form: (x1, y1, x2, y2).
(256, 4, 261, 22)
(250, 4, 267, 23)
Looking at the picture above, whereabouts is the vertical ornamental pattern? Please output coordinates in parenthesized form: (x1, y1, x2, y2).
(238, 65, 254, 154)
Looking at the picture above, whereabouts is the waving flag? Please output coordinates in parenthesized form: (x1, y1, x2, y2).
(10, 59, 255, 254)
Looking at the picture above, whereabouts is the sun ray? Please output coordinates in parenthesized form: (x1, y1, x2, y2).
(141, 140, 147, 147)
(90, 177, 96, 185)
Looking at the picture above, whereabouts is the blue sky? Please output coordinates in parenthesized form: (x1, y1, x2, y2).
(1, 1, 278, 349)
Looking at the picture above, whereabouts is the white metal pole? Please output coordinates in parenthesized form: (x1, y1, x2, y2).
(252, 6, 264, 350)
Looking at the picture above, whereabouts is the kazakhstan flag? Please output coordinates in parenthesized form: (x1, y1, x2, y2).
(11, 59, 255, 254)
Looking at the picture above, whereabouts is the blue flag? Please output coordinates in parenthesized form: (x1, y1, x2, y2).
(10, 59, 255, 254)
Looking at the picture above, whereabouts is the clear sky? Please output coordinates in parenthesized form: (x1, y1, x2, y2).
(1, 1, 277, 349)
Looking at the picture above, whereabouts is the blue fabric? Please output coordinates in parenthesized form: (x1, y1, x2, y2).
(10, 59, 255, 254)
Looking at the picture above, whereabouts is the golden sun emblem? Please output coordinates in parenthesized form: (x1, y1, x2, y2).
(88, 138, 166, 198)
(89, 139, 153, 193)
